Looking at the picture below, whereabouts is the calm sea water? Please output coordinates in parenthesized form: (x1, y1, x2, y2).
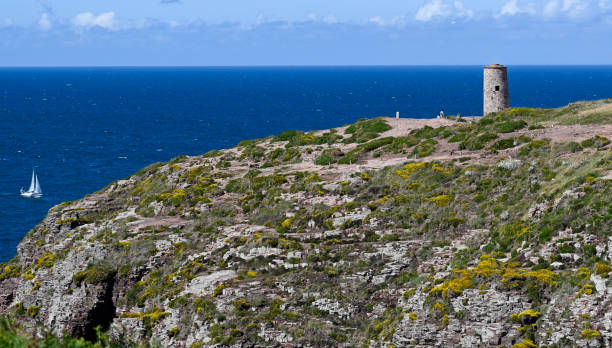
(1, 66, 611, 262)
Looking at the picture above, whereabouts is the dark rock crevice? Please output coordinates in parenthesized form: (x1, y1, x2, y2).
(79, 272, 118, 342)
(0, 290, 14, 312)
(0, 279, 17, 312)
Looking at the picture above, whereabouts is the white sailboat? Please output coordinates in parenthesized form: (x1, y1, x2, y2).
(20, 169, 43, 198)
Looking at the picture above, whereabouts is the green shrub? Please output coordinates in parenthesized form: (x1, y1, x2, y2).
(478, 118, 495, 126)
(34, 252, 57, 270)
(519, 138, 551, 156)
(203, 150, 223, 158)
(448, 132, 469, 143)
(194, 298, 216, 316)
(232, 298, 251, 312)
(333, 137, 396, 165)
(357, 136, 394, 153)
(274, 130, 300, 142)
(337, 152, 359, 165)
(391, 136, 419, 150)
(503, 107, 549, 118)
(553, 141, 582, 155)
(459, 133, 498, 151)
(489, 138, 516, 150)
(581, 135, 610, 149)
(348, 118, 390, 134)
(0, 263, 21, 281)
(343, 118, 391, 143)
(315, 151, 339, 166)
(237, 139, 257, 147)
(329, 331, 347, 342)
(412, 139, 438, 157)
(538, 227, 554, 242)
(595, 263, 611, 277)
(225, 178, 248, 193)
(313, 131, 343, 145)
(410, 126, 447, 139)
(557, 243, 575, 253)
(72, 263, 115, 286)
(494, 120, 527, 133)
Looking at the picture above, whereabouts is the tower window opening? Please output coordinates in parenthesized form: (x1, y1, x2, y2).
(495, 86, 500, 91)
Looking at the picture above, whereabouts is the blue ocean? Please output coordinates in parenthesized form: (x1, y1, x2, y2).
(1, 66, 612, 262)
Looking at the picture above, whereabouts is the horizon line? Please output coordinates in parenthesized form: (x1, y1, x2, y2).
(1, 64, 612, 69)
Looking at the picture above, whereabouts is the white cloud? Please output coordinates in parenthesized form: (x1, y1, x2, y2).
(562, 0, 583, 11)
(562, 0, 590, 17)
(368, 15, 406, 26)
(500, 0, 537, 15)
(38, 13, 52, 31)
(369, 16, 386, 25)
(307, 13, 338, 24)
(543, 0, 559, 16)
(72, 12, 116, 30)
(501, 0, 520, 15)
(415, 0, 473, 22)
(415, 0, 450, 21)
(454, 1, 474, 18)
(544, 0, 600, 18)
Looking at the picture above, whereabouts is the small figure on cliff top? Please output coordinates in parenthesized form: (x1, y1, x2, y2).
(438, 109, 445, 119)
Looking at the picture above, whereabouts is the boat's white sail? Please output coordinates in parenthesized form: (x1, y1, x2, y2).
(28, 169, 36, 193)
(34, 174, 42, 195)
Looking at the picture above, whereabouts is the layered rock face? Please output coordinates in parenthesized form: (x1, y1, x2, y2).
(1, 100, 612, 347)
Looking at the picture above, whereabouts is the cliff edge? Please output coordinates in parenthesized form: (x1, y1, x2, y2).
(1, 99, 612, 347)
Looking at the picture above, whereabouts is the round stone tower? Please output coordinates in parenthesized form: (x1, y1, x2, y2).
(483, 64, 510, 115)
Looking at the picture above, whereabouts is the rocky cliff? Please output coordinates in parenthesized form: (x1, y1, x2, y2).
(1, 99, 612, 347)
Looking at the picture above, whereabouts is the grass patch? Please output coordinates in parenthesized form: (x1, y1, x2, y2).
(412, 139, 438, 158)
(343, 118, 391, 143)
(581, 135, 610, 149)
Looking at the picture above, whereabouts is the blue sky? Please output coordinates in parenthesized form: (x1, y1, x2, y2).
(1, 0, 611, 65)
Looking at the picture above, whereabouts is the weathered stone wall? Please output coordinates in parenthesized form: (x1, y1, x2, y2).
(484, 65, 510, 115)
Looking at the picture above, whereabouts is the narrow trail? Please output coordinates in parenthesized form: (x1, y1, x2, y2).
(252, 118, 612, 180)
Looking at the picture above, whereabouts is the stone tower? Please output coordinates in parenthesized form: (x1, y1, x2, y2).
(483, 64, 510, 115)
